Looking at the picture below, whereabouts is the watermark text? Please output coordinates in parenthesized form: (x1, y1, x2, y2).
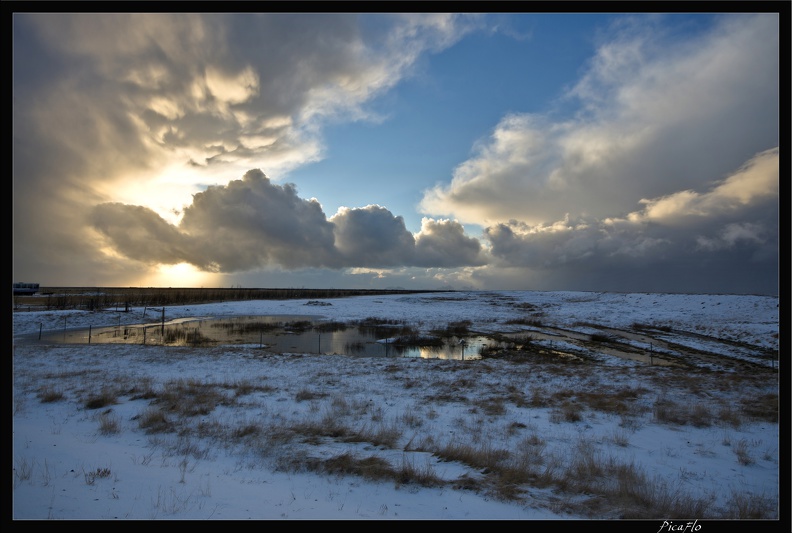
(657, 520, 701, 533)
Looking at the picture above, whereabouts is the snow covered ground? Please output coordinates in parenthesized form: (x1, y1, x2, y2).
(12, 290, 780, 520)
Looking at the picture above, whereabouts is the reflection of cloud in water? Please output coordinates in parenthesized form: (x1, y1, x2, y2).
(30, 315, 491, 360)
(23, 314, 696, 366)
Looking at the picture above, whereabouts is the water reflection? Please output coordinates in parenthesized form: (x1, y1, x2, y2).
(22, 314, 687, 366)
(31, 315, 489, 360)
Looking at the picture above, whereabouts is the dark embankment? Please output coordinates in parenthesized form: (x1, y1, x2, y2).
(13, 287, 454, 311)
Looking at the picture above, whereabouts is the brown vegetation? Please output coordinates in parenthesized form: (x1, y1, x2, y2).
(13, 287, 450, 312)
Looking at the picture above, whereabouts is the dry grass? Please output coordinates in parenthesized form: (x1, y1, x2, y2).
(725, 490, 777, 519)
(430, 320, 472, 337)
(83, 388, 119, 410)
(739, 393, 778, 423)
(13, 329, 778, 519)
(154, 378, 232, 417)
(83, 466, 112, 485)
(733, 439, 755, 466)
(97, 411, 121, 435)
(136, 407, 172, 434)
(653, 397, 718, 427)
(473, 396, 508, 416)
(295, 388, 327, 401)
(37, 385, 65, 403)
(17, 287, 441, 311)
(549, 401, 583, 423)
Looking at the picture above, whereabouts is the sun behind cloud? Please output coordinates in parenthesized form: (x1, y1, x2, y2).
(141, 262, 221, 288)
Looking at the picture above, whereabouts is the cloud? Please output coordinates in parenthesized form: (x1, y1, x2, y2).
(90, 170, 487, 273)
(93, 14, 473, 179)
(482, 147, 778, 293)
(419, 14, 778, 228)
(413, 218, 488, 267)
(12, 13, 778, 294)
(486, 149, 778, 267)
(695, 222, 768, 252)
(91, 203, 205, 267)
(13, 13, 479, 285)
(624, 148, 779, 225)
(330, 205, 416, 268)
(181, 169, 340, 270)
(414, 14, 779, 294)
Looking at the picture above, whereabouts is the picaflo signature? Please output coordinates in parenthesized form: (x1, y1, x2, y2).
(657, 520, 701, 533)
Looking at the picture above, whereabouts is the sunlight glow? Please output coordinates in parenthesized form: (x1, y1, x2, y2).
(96, 160, 217, 226)
(142, 262, 221, 288)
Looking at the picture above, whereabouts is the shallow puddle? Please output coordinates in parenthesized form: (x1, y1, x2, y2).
(22, 315, 694, 366)
(26, 315, 492, 360)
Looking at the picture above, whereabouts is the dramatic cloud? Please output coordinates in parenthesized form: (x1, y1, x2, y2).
(420, 14, 778, 227)
(13, 13, 480, 286)
(13, 13, 778, 293)
(483, 148, 778, 293)
(417, 14, 778, 293)
(413, 218, 487, 268)
(624, 148, 779, 225)
(18, 13, 476, 182)
(330, 205, 416, 268)
(91, 169, 487, 272)
(179, 170, 338, 270)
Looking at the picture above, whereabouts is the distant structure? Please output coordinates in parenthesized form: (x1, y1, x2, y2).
(13, 282, 39, 295)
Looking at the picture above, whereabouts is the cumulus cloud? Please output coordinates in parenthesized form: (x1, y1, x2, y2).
(90, 170, 487, 272)
(413, 218, 488, 267)
(414, 14, 778, 294)
(13, 13, 479, 285)
(487, 149, 778, 266)
(483, 147, 778, 293)
(330, 206, 416, 267)
(91, 204, 205, 267)
(419, 14, 778, 227)
(13, 13, 778, 294)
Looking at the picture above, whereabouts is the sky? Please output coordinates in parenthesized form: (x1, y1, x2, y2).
(12, 290, 780, 520)
(11, 10, 782, 294)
